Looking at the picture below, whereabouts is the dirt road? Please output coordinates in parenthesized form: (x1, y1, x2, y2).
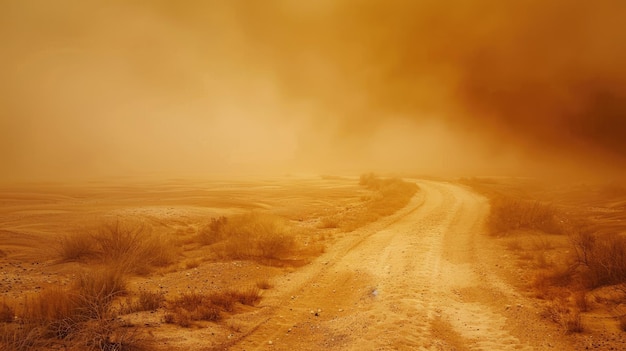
(223, 180, 574, 350)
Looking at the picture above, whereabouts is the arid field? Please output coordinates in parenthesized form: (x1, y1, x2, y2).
(0, 175, 624, 350)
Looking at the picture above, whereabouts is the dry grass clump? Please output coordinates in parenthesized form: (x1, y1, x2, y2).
(0, 303, 13, 324)
(0, 324, 42, 351)
(256, 278, 273, 290)
(318, 215, 341, 229)
(196, 216, 228, 245)
(197, 213, 298, 263)
(59, 220, 178, 274)
(0, 268, 146, 351)
(541, 299, 584, 334)
(165, 287, 261, 327)
(570, 230, 626, 289)
(122, 291, 165, 314)
(488, 196, 564, 236)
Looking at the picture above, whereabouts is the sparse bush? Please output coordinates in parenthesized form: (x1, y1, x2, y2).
(123, 291, 165, 314)
(563, 310, 584, 334)
(256, 279, 273, 290)
(229, 286, 261, 306)
(0, 302, 13, 323)
(200, 213, 299, 262)
(1, 267, 140, 351)
(196, 216, 228, 245)
(571, 230, 626, 288)
(488, 196, 563, 236)
(542, 299, 584, 333)
(59, 220, 178, 274)
(572, 291, 589, 312)
(319, 215, 341, 229)
(136, 291, 164, 312)
(167, 292, 221, 326)
(533, 266, 576, 299)
(74, 268, 127, 319)
(0, 323, 43, 351)
(166, 287, 261, 327)
(93, 221, 177, 274)
(59, 233, 94, 261)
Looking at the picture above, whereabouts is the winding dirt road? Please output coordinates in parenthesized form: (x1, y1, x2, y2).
(222, 181, 575, 350)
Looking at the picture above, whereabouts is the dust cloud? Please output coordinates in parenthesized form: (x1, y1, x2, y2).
(1, 0, 625, 182)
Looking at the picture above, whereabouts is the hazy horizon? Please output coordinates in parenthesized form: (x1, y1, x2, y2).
(2, 1, 625, 183)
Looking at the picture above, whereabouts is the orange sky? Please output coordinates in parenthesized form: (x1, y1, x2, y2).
(1, 1, 625, 182)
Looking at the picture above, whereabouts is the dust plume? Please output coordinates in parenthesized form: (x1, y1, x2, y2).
(1, 1, 625, 182)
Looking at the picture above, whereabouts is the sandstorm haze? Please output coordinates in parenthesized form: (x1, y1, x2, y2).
(1, 0, 625, 182)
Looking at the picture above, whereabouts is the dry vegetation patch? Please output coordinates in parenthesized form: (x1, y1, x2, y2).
(463, 177, 626, 334)
(164, 287, 261, 327)
(196, 212, 299, 264)
(0, 267, 148, 351)
(59, 220, 178, 274)
(487, 196, 564, 236)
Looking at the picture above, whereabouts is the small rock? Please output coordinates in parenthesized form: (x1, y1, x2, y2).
(268, 340, 273, 345)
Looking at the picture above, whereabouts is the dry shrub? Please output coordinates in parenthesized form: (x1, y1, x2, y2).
(533, 266, 576, 299)
(256, 279, 273, 290)
(0, 303, 13, 323)
(73, 318, 146, 351)
(563, 310, 584, 334)
(59, 233, 94, 261)
(166, 287, 261, 327)
(229, 286, 261, 306)
(122, 291, 165, 314)
(167, 292, 221, 326)
(319, 215, 341, 229)
(488, 196, 563, 236)
(93, 221, 177, 274)
(74, 268, 127, 319)
(542, 299, 584, 334)
(196, 216, 228, 245)
(199, 213, 298, 262)
(571, 230, 626, 288)
(572, 290, 589, 312)
(135, 291, 164, 312)
(0, 324, 43, 351)
(0, 267, 145, 351)
(60, 221, 178, 274)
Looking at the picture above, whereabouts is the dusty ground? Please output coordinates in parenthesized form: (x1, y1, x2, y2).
(0, 177, 623, 350)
